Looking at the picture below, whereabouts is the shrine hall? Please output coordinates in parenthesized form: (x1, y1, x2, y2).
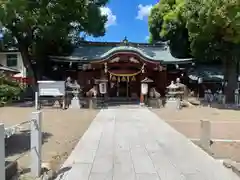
(47, 38, 193, 98)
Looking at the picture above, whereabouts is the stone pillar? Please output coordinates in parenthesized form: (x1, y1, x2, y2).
(200, 120, 211, 153)
(31, 111, 42, 177)
(0, 123, 5, 180)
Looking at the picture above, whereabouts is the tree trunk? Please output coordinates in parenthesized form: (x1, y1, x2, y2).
(224, 58, 238, 103)
(18, 44, 40, 84)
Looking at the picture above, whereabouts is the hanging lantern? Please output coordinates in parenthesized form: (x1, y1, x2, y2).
(99, 82, 107, 94)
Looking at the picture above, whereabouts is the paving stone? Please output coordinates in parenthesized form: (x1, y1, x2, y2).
(54, 108, 240, 180)
(63, 163, 92, 180)
(131, 147, 156, 174)
(89, 172, 113, 180)
(136, 173, 160, 180)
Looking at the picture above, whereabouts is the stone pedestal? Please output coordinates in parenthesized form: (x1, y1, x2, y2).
(165, 98, 181, 109)
(148, 98, 162, 108)
(69, 97, 81, 109)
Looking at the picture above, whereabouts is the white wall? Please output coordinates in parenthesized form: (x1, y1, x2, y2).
(0, 52, 26, 77)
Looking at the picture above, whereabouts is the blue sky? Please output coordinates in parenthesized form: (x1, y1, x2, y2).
(87, 0, 158, 43)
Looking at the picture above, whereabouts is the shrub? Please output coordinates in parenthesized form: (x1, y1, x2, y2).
(0, 73, 22, 105)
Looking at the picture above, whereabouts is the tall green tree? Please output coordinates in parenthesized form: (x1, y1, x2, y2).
(149, 0, 240, 103)
(0, 0, 108, 80)
(148, 0, 191, 58)
(184, 0, 240, 102)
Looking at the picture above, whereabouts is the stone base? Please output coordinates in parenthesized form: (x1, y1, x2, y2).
(69, 97, 81, 109)
(165, 99, 181, 109)
(148, 98, 162, 108)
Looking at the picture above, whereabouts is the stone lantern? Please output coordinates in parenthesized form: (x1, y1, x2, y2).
(165, 81, 183, 109)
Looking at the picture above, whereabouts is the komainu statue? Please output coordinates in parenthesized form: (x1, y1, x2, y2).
(148, 87, 162, 108)
(149, 87, 161, 98)
(86, 86, 98, 97)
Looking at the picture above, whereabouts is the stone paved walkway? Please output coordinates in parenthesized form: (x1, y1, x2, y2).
(55, 108, 240, 180)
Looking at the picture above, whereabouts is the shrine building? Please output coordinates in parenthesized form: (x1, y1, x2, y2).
(48, 38, 194, 98)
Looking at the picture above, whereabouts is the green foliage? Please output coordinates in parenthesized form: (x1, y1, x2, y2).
(148, 0, 191, 57)
(0, 0, 109, 79)
(184, 0, 240, 60)
(149, 0, 240, 60)
(0, 74, 22, 105)
(149, 0, 240, 102)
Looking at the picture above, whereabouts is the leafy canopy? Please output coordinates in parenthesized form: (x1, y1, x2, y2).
(184, 0, 240, 60)
(0, 0, 108, 65)
(148, 0, 190, 57)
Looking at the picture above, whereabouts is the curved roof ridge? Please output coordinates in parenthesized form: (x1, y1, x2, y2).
(100, 46, 155, 60)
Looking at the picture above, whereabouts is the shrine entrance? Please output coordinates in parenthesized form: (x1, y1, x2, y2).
(118, 81, 128, 97)
(109, 75, 140, 99)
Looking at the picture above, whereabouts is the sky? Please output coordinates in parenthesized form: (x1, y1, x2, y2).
(87, 0, 158, 43)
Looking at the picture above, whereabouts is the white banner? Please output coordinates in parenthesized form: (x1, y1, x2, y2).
(141, 83, 148, 95)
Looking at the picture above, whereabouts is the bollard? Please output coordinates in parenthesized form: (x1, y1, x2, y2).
(35, 92, 39, 110)
(200, 120, 211, 153)
(31, 111, 42, 177)
(0, 124, 5, 180)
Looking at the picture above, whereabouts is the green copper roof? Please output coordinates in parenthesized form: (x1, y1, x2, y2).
(50, 41, 192, 64)
(188, 65, 240, 82)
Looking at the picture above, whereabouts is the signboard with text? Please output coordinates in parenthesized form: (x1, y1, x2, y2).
(38, 81, 65, 96)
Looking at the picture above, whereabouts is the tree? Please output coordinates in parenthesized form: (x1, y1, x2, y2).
(148, 0, 191, 58)
(184, 0, 240, 102)
(0, 0, 108, 80)
(149, 0, 240, 103)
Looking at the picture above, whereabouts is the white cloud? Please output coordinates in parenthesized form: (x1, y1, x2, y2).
(136, 4, 153, 20)
(100, 7, 117, 27)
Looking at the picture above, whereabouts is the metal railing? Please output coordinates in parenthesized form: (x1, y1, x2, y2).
(0, 111, 42, 180)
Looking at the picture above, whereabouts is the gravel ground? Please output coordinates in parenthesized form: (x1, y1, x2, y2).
(0, 105, 99, 176)
(152, 106, 240, 162)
